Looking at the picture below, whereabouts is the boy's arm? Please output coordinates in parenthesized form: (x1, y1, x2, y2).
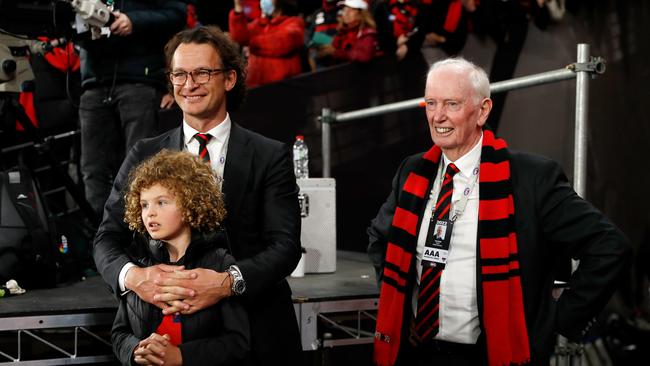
(111, 301, 140, 366)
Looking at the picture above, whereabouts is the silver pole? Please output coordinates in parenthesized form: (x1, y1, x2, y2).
(490, 68, 576, 94)
(574, 44, 589, 197)
(321, 108, 332, 178)
(336, 98, 422, 123)
(334, 67, 577, 124)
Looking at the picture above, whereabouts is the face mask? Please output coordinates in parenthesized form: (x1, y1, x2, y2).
(260, 0, 275, 16)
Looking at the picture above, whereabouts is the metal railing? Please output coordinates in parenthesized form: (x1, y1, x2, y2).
(319, 43, 606, 198)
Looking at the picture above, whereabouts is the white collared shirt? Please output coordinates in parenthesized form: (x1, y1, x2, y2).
(412, 135, 483, 344)
(182, 114, 231, 189)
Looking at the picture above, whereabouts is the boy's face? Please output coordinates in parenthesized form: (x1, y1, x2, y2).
(140, 183, 190, 245)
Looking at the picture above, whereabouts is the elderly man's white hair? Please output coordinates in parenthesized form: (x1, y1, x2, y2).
(426, 58, 491, 104)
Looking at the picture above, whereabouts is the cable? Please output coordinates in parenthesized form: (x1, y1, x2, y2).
(0, 27, 32, 39)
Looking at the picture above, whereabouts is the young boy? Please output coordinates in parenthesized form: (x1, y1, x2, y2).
(111, 150, 249, 366)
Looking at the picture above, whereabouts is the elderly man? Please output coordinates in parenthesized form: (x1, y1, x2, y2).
(93, 26, 302, 365)
(368, 58, 630, 366)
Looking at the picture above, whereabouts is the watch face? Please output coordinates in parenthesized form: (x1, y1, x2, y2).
(234, 280, 246, 295)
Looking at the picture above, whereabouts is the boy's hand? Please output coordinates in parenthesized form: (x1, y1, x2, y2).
(134, 334, 182, 366)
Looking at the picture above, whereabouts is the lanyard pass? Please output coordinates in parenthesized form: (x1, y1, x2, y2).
(422, 218, 454, 270)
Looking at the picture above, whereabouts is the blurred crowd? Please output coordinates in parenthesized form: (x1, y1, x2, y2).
(11, 0, 567, 224)
(187, 0, 563, 90)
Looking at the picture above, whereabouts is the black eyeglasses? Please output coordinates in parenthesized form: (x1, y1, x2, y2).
(168, 68, 229, 85)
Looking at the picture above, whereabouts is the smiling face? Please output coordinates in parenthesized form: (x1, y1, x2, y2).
(424, 66, 492, 161)
(171, 42, 236, 131)
(140, 183, 191, 256)
(341, 6, 362, 26)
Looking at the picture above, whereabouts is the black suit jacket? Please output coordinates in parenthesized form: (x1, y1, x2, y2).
(368, 149, 631, 363)
(94, 122, 303, 365)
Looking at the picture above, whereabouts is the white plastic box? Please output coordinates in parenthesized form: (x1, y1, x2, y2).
(297, 178, 336, 273)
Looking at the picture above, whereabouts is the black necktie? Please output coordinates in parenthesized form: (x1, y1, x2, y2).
(194, 133, 212, 163)
(415, 163, 459, 341)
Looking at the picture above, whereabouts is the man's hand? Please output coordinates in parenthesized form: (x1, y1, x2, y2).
(462, 0, 477, 12)
(397, 34, 409, 47)
(125, 264, 183, 310)
(160, 93, 175, 109)
(134, 333, 182, 366)
(396, 44, 408, 61)
(424, 32, 446, 47)
(110, 10, 133, 36)
(315, 44, 335, 59)
(233, 0, 243, 13)
(154, 268, 232, 315)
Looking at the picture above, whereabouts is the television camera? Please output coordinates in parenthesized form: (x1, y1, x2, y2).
(0, 0, 109, 226)
(0, 0, 115, 93)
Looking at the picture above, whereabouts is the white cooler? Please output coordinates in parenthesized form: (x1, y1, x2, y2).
(297, 178, 336, 273)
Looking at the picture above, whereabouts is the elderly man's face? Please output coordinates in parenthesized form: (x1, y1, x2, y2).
(171, 43, 236, 130)
(424, 67, 491, 161)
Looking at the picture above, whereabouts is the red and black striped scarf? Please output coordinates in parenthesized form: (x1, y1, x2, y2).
(374, 130, 530, 366)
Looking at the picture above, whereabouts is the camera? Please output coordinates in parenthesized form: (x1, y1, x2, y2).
(0, 0, 114, 93)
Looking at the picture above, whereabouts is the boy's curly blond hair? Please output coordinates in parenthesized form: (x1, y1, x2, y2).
(123, 150, 226, 234)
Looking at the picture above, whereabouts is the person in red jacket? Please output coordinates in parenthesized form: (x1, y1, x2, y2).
(229, 0, 305, 87)
(317, 0, 379, 64)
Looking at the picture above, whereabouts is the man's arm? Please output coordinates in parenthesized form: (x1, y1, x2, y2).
(534, 156, 631, 340)
(122, 0, 187, 36)
(235, 144, 302, 296)
(367, 157, 411, 285)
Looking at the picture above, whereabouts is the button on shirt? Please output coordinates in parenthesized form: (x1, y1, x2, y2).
(412, 135, 482, 344)
(182, 114, 231, 189)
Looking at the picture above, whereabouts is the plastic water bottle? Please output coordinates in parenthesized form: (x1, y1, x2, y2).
(293, 135, 309, 179)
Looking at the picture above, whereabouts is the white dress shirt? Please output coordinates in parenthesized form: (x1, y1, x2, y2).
(118, 115, 232, 292)
(182, 114, 231, 189)
(412, 135, 483, 344)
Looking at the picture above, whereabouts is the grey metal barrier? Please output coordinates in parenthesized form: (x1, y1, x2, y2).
(319, 43, 606, 199)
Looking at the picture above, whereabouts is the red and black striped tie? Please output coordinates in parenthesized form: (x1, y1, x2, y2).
(194, 133, 212, 163)
(415, 162, 459, 341)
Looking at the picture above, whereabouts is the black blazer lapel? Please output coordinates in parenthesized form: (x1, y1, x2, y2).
(165, 126, 184, 151)
(222, 122, 252, 224)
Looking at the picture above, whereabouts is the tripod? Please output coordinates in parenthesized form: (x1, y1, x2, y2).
(0, 92, 99, 227)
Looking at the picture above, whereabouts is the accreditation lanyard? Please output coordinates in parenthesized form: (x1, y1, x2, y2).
(421, 162, 480, 269)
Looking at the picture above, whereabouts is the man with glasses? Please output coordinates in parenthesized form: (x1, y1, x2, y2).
(368, 58, 630, 365)
(93, 26, 303, 365)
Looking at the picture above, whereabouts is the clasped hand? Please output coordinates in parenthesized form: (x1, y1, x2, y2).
(134, 333, 181, 366)
(126, 264, 232, 315)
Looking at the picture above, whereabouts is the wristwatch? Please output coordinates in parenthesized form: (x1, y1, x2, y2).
(227, 265, 246, 296)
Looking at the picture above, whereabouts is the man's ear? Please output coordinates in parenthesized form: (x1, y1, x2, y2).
(477, 98, 493, 127)
(224, 70, 237, 92)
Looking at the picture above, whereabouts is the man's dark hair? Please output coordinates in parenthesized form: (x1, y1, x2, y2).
(164, 25, 247, 111)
